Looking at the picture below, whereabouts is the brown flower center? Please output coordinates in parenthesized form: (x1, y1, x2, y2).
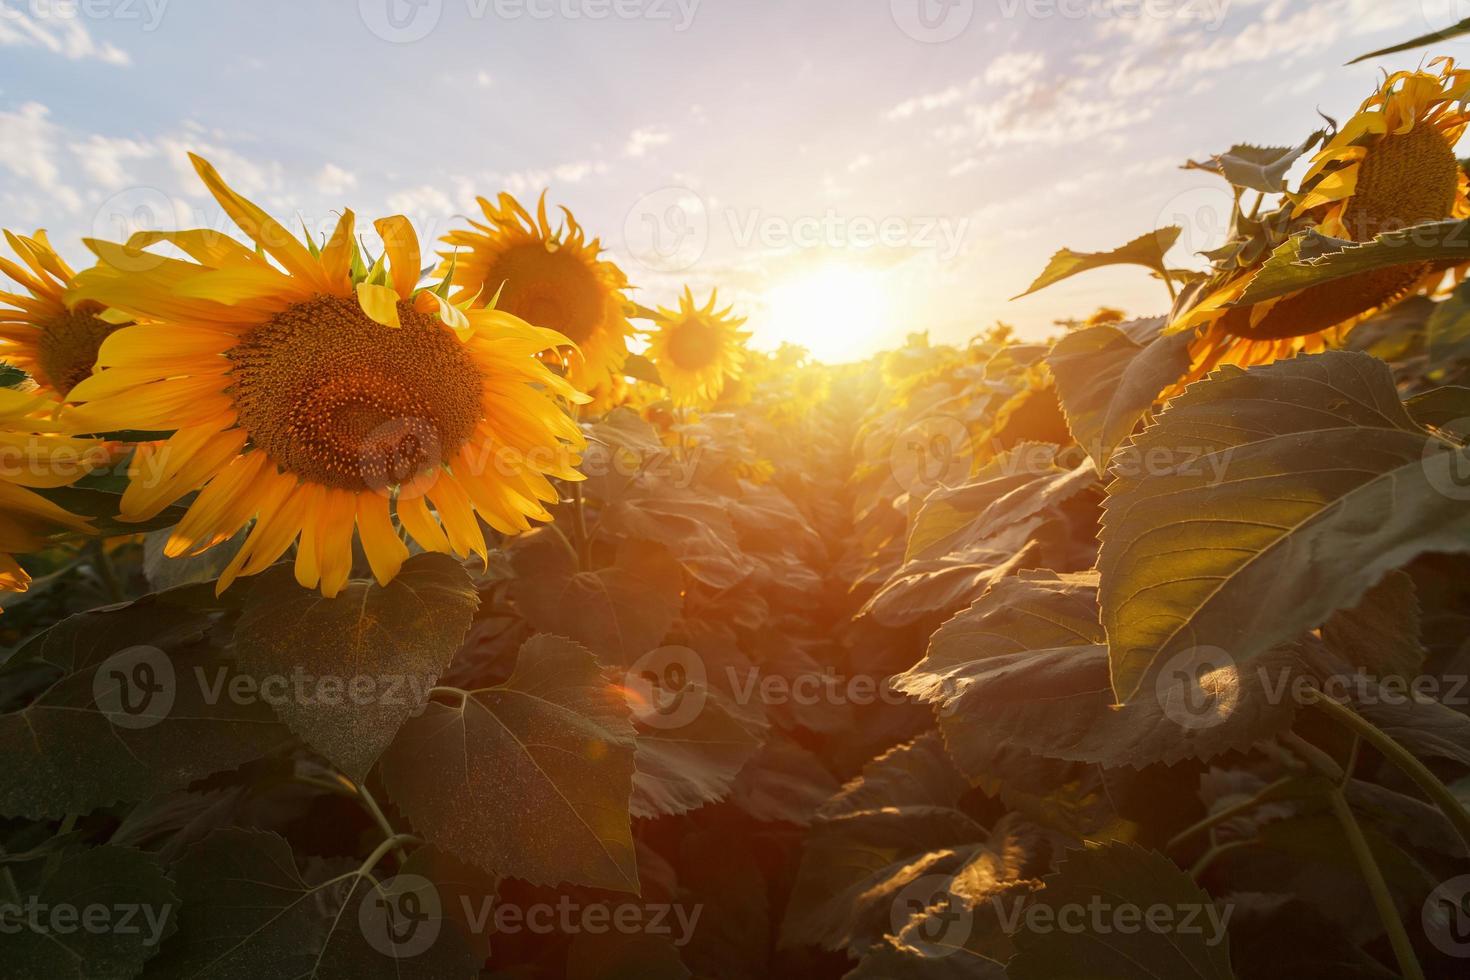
(1341, 122, 1459, 241)
(667, 317, 723, 371)
(39, 309, 118, 394)
(484, 242, 605, 344)
(228, 296, 483, 491)
(1225, 122, 1460, 342)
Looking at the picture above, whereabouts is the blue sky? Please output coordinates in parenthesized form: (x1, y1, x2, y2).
(0, 0, 1465, 359)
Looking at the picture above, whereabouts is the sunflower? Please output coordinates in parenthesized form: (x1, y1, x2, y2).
(1170, 58, 1470, 380)
(644, 287, 750, 407)
(440, 192, 634, 393)
(64, 154, 588, 598)
(0, 229, 129, 397)
(0, 389, 102, 598)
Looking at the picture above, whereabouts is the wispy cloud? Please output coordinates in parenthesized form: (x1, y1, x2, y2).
(0, 5, 131, 65)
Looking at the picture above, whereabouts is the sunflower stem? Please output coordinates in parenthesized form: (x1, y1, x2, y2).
(569, 481, 592, 572)
(89, 540, 123, 603)
(1167, 775, 1295, 853)
(1327, 786, 1426, 980)
(1304, 689, 1470, 853)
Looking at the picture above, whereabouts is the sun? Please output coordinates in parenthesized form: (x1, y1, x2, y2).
(760, 263, 888, 362)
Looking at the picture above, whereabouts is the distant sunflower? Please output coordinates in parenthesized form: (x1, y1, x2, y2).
(440, 193, 634, 392)
(645, 288, 749, 407)
(1171, 58, 1470, 380)
(66, 155, 588, 598)
(0, 389, 101, 598)
(0, 229, 128, 396)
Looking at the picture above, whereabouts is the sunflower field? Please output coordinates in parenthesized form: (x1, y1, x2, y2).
(5, 23, 1470, 980)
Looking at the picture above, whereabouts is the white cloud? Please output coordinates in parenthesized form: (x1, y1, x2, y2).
(0, 5, 131, 65)
(0, 102, 81, 212)
(984, 51, 1045, 86)
(70, 134, 155, 189)
(887, 82, 973, 121)
(624, 126, 671, 158)
(387, 185, 455, 217)
(314, 163, 357, 196)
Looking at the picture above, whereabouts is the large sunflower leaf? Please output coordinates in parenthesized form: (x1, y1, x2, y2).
(1045, 317, 1193, 474)
(630, 684, 765, 818)
(232, 554, 479, 782)
(781, 735, 1048, 956)
(0, 587, 290, 819)
(892, 570, 1301, 771)
(380, 634, 639, 893)
(3, 845, 178, 980)
(1012, 227, 1181, 300)
(1005, 842, 1236, 980)
(905, 444, 1097, 562)
(147, 829, 477, 979)
(510, 531, 683, 667)
(1099, 350, 1470, 702)
(1234, 221, 1470, 307)
(1348, 16, 1470, 64)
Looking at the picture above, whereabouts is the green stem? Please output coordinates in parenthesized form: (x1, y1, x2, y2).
(1327, 787, 1425, 980)
(354, 833, 420, 880)
(1188, 837, 1250, 880)
(1304, 690, 1470, 853)
(569, 481, 592, 572)
(1167, 776, 1295, 853)
(89, 540, 123, 603)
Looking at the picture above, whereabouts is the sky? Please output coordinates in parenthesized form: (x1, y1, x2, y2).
(0, 0, 1465, 361)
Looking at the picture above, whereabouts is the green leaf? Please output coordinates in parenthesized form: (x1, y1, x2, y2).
(510, 532, 683, 667)
(1348, 16, 1470, 64)
(892, 570, 1303, 771)
(622, 352, 665, 387)
(232, 554, 479, 782)
(1046, 317, 1193, 474)
(1099, 350, 1470, 702)
(0, 588, 289, 819)
(1234, 221, 1470, 307)
(1012, 228, 1181, 300)
(604, 490, 755, 591)
(380, 634, 639, 892)
(1183, 136, 1322, 193)
(859, 539, 1042, 629)
(1005, 842, 1236, 980)
(142, 527, 247, 591)
(726, 735, 840, 826)
(1319, 570, 1424, 682)
(905, 445, 1098, 562)
(148, 829, 477, 979)
(1, 845, 178, 980)
(1406, 386, 1470, 438)
(631, 685, 765, 818)
(781, 734, 1047, 956)
(1427, 278, 1470, 368)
